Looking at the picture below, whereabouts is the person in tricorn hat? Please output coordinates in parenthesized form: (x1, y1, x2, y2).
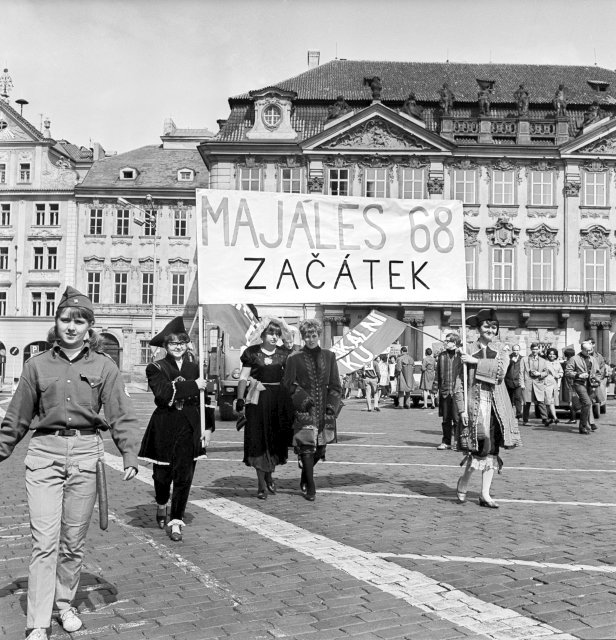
(454, 308, 521, 509)
(138, 316, 213, 541)
(0, 286, 140, 639)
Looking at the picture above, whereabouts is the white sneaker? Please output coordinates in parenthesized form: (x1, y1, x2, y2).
(59, 606, 82, 632)
(436, 443, 451, 450)
(26, 630, 47, 640)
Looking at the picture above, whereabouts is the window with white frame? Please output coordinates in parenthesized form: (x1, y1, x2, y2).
(583, 172, 607, 206)
(116, 209, 130, 235)
(47, 247, 58, 270)
(120, 168, 136, 180)
(492, 170, 515, 205)
(465, 246, 477, 288)
(364, 168, 387, 198)
(0, 163, 6, 184)
(0, 246, 8, 270)
(582, 247, 608, 291)
(35, 204, 46, 226)
(491, 247, 515, 290)
(529, 247, 554, 290)
(87, 272, 101, 303)
(143, 210, 156, 236)
(32, 292, 42, 316)
(140, 339, 152, 364)
(89, 209, 103, 235)
(172, 273, 185, 305)
(530, 171, 554, 206)
(263, 104, 282, 128)
(34, 203, 59, 226)
(453, 169, 477, 204)
(0, 291, 6, 315)
(328, 168, 349, 196)
(33, 247, 44, 270)
(239, 167, 261, 191)
(280, 167, 302, 193)
(178, 169, 194, 181)
(114, 272, 128, 303)
(173, 210, 187, 237)
(19, 163, 31, 182)
(400, 167, 425, 199)
(142, 272, 153, 304)
(45, 292, 55, 317)
(0, 204, 8, 226)
(49, 204, 59, 225)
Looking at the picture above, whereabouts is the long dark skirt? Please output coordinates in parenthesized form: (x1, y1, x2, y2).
(244, 385, 291, 471)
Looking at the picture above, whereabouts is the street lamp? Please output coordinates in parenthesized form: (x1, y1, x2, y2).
(117, 195, 158, 340)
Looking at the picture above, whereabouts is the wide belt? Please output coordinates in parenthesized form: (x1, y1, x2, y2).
(37, 428, 99, 437)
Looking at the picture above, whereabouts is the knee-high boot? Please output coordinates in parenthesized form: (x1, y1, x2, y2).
(300, 453, 316, 500)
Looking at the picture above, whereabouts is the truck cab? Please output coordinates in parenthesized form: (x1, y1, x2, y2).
(204, 323, 242, 421)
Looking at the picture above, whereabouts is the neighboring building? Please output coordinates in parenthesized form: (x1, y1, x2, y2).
(75, 118, 214, 379)
(199, 56, 616, 360)
(0, 69, 99, 382)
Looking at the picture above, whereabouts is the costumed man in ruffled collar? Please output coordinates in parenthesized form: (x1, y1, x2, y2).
(138, 316, 213, 542)
(455, 309, 521, 509)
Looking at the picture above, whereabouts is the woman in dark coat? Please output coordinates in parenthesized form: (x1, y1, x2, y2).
(138, 317, 213, 542)
(282, 319, 342, 501)
(236, 317, 292, 500)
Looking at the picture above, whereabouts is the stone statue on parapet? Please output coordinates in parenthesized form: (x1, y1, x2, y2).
(327, 95, 352, 121)
(582, 101, 603, 128)
(401, 92, 424, 119)
(364, 76, 382, 101)
(478, 87, 491, 116)
(439, 83, 455, 115)
(513, 84, 529, 116)
(553, 84, 567, 117)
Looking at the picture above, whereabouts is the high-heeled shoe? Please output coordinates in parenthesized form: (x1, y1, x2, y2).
(478, 497, 499, 509)
(156, 505, 167, 529)
(456, 479, 466, 504)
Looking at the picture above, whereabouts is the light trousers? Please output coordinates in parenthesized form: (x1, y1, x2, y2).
(25, 431, 102, 629)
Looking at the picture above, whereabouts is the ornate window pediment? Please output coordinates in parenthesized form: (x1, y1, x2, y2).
(84, 256, 105, 270)
(464, 223, 481, 248)
(581, 158, 608, 172)
(110, 257, 132, 270)
(321, 117, 435, 151)
(525, 224, 560, 254)
(486, 218, 520, 247)
(579, 225, 611, 250)
(246, 87, 298, 141)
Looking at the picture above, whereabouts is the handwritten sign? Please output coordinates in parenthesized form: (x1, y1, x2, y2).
(196, 189, 466, 304)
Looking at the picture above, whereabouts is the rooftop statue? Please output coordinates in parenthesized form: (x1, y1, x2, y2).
(478, 87, 491, 116)
(439, 83, 455, 115)
(327, 95, 352, 121)
(401, 92, 424, 119)
(513, 84, 529, 116)
(553, 84, 567, 117)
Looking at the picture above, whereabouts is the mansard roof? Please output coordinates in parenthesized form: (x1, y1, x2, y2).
(216, 59, 616, 144)
(78, 145, 209, 190)
(233, 59, 616, 104)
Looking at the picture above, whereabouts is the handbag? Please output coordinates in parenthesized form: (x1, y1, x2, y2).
(236, 413, 247, 431)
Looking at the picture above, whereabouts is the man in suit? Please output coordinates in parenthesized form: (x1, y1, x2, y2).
(519, 342, 549, 426)
(504, 344, 524, 419)
(565, 340, 601, 434)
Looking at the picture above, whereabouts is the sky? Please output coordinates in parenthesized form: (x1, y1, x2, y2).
(3, 0, 616, 154)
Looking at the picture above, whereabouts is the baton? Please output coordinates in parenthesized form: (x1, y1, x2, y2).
(96, 458, 108, 531)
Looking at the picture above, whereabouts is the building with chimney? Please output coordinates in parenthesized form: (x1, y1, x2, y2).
(74, 118, 214, 377)
(198, 56, 616, 360)
(0, 68, 101, 383)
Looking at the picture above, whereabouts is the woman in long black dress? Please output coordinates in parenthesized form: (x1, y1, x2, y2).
(236, 318, 292, 499)
(138, 316, 213, 541)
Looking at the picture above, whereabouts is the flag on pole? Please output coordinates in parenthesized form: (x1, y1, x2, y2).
(330, 310, 408, 375)
(202, 304, 259, 349)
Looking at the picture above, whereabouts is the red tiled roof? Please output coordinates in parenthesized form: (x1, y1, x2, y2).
(55, 140, 94, 161)
(78, 145, 209, 190)
(233, 59, 616, 104)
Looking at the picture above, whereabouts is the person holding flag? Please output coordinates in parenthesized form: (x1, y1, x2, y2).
(138, 317, 213, 542)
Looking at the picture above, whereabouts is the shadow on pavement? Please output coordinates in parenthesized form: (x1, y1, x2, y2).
(124, 503, 195, 529)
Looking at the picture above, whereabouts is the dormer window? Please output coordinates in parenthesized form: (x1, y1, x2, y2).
(120, 167, 137, 180)
(588, 80, 610, 92)
(263, 104, 282, 129)
(178, 168, 194, 181)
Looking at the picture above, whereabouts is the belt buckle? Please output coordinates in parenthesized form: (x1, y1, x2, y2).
(61, 429, 78, 436)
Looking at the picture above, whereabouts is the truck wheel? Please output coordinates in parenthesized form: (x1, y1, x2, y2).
(219, 401, 235, 421)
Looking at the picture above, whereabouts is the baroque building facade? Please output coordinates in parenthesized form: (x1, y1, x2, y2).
(0, 71, 100, 382)
(198, 59, 616, 361)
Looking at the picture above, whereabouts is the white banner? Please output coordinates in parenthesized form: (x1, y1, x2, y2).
(196, 189, 466, 304)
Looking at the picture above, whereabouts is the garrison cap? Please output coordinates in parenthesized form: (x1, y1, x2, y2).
(57, 286, 94, 312)
(150, 316, 187, 347)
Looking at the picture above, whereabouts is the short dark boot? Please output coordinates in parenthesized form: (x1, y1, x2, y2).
(300, 454, 316, 501)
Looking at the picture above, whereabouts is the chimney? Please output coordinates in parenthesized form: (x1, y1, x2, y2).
(216, 119, 227, 131)
(43, 117, 51, 138)
(307, 51, 320, 69)
(90, 142, 106, 160)
(163, 117, 176, 136)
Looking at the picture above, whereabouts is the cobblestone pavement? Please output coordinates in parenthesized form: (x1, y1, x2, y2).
(1, 392, 615, 639)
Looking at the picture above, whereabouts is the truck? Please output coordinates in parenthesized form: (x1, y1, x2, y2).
(204, 322, 243, 421)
